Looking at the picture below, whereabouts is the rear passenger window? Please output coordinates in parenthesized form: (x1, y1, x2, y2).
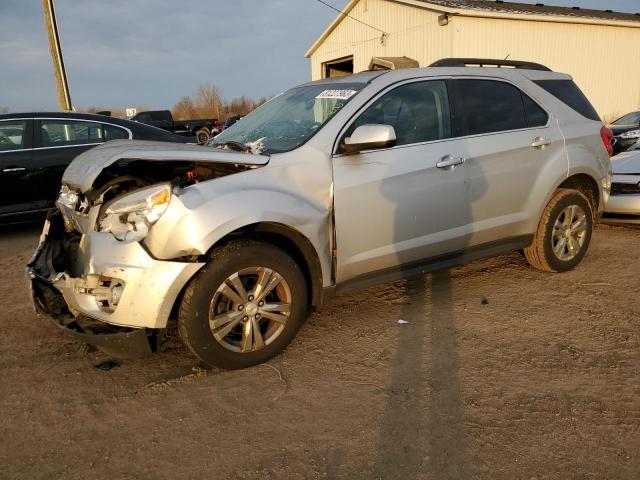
(104, 125, 129, 141)
(40, 120, 103, 147)
(523, 95, 549, 127)
(452, 80, 527, 136)
(0, 121, 27, 151)
(348, 80, 451, 147)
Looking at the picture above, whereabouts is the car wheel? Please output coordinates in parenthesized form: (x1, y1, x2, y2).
(524, 188, 593, 272)
(178, 239, 308, 369)
(195, 128, 210, 144)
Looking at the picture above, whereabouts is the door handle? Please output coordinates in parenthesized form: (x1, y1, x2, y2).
(531, 137, 551, 148)
(436, 155, 466, 169)
(2, 167, 26, 173)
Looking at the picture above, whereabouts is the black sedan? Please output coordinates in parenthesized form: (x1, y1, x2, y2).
(0, 112, 189, 222)
(610, 111, 640, 155)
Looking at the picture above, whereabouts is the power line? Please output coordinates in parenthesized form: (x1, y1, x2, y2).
(314, 0, 388, 35)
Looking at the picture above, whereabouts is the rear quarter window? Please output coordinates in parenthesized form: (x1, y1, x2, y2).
(103, 124, 129, 140)
(534, 80, 600, 122)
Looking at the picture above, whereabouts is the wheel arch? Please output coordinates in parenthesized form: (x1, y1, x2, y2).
(558, 173, 600, 215)
(209, 222, 325, 309)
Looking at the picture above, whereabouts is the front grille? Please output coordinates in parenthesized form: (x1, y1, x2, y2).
(611, 182, 640, 195)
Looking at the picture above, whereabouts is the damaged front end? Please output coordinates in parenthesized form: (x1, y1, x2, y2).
(27, 140, 267, 358)
(28, 209, 158, 358)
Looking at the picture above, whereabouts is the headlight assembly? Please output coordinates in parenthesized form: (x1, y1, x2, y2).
(99, 184, 171, 241)
(620, 129, 640, 140)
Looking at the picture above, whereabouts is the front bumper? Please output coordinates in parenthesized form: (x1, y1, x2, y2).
(605, 193, 640, 215)
(28, 211, 204, 355)
(602, 191, 640, 224)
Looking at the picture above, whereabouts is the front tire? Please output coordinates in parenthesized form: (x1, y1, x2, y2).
(524, 188, 593, 272)
(178, 240, 307, 369)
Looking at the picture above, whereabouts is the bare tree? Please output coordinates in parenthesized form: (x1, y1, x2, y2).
(172, 84, 269, 122)
(194, 84, 223, 120)
(74, 85, 268, 123)
(172, 96, 197, 121)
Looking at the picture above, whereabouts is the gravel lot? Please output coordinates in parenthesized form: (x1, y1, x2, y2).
(1, 223, 639, 479)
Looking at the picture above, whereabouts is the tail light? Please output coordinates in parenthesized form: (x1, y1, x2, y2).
(600, 126, 614, 156)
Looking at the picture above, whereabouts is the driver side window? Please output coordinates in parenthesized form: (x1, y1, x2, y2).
(348, 80, 452, 147)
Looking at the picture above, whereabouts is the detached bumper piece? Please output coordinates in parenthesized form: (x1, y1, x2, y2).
(31, 278, 154, 358)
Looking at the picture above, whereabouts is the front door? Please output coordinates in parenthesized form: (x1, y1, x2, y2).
(0, 119, 35, 216)
(333, 79, 471, 284)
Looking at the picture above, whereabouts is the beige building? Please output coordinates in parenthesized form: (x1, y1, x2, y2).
(305, 0, 640, 121)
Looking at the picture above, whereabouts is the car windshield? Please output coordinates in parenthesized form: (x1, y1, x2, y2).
(613, 112, 640, 126)
(211, 83, 365, 154)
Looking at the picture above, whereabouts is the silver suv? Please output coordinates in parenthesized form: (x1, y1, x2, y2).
(28, 58, 612, 369)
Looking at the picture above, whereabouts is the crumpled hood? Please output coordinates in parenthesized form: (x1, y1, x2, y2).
(63, 140, 269, 192)
(611, 150, 640, 175)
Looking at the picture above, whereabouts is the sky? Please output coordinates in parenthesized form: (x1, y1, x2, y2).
(1, 0, 639, 112)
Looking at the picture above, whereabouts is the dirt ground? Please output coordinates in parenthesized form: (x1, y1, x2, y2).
(1, 222, 639, 480)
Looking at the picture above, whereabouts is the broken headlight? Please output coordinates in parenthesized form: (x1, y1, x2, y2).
(99, 184, 171, 241)
(620, 129, 640, 140)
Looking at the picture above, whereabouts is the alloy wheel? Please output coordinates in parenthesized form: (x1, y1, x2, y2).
(208, 267, 292, 353)
(551, 204, 588, 261)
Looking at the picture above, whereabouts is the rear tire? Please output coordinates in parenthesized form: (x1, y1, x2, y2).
(195, 128, 210, 144)
(178, 240, 307, 369)
(524, 188, 593, 272)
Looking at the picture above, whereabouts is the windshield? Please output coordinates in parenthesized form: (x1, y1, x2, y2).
(613, 112, 640, 126)
(212, 83, 365, 154)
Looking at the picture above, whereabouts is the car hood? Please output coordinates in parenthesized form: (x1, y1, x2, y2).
(62, 140, 269, 192)
(611, 150, 640, 175)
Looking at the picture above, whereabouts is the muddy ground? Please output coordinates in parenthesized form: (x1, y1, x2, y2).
(1, 223, 639, 479)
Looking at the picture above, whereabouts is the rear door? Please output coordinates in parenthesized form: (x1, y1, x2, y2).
(30, 118, 104, 209)
(333, 79, 471, 283)
(449, 78, 566, 246)
(0, 119, 35, 216)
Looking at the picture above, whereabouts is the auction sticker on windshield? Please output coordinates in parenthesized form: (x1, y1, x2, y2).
(315, 90, 358, 100)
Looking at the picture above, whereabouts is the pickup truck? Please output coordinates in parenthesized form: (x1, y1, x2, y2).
(131, 110, 219, 144)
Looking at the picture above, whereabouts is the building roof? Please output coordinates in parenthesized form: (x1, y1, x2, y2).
(417, 0, 640, 23)
(306, 0, 640, 57)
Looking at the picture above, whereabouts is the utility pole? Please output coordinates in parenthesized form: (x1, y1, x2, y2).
(42, 0, 72, 111)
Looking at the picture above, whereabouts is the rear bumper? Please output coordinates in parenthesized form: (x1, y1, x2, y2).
(27, 210, 204, 356)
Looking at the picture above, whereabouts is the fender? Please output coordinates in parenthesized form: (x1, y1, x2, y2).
(145, 185, 333, 289)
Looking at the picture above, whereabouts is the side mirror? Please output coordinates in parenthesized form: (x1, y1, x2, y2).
(340, 124, 396, 154)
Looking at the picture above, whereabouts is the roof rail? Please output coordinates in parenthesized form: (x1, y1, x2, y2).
(429, 58, 552, 71)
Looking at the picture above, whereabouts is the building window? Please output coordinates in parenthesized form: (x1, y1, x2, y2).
(322, 56, 353, 79)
